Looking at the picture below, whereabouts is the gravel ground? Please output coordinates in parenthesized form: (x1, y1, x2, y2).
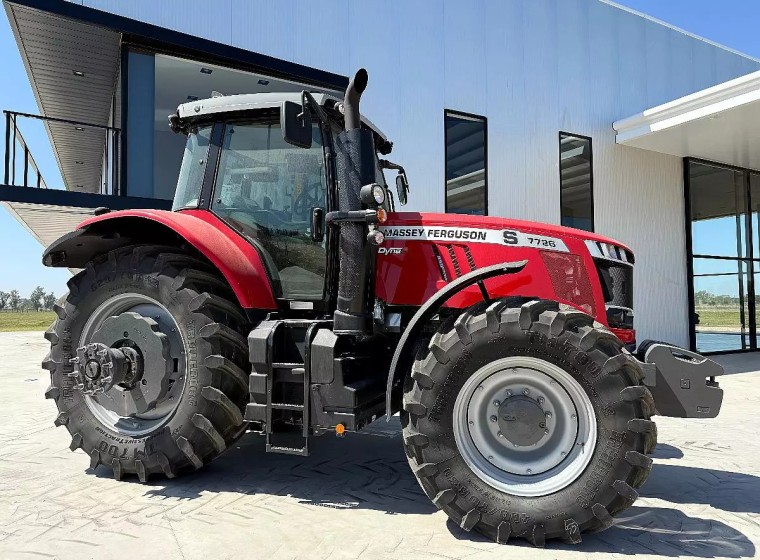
(1, 330, 759, 560)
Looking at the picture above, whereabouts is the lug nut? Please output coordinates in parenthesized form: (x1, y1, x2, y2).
(488, 456, 494, 461)
(493, 400, 501, 407)
(505, 390, 512, 397)
(523, 388, 530, 396)
(478, 385, 484, 391)
(537, 396, 545, 405)
(545, 411, 552, 418)
(561, 451, 566, 456)
(490, 415, 497, 423)
(497, 432, 503, 438)
(468, 420, 474, 426)
(527, 468, 532, 474)
(539, 422, 546, 429)
(571, 414, 577, 419)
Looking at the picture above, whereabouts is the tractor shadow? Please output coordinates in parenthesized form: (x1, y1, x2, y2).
(446, 506, 755, 557)
(126, 419, 756, 556)
(651, 443, 684, 459)
(135, 416, 436, 515)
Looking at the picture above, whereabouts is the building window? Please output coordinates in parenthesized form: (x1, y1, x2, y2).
(559, 133, 594, 232)
(445, 111, 487, 215)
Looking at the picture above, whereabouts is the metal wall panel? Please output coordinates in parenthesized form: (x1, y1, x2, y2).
(76, 0, 233, 44)
(71, 0, 760, 346)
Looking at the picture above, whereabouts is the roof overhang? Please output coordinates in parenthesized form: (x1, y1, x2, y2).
(613, 70, 760, 170)
(4, 1, 121, 193)
(0, 185, 172, 247)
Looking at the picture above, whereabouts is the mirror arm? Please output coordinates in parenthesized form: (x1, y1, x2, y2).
(379, 159, 405, 174)
(301, 91, 329, 125)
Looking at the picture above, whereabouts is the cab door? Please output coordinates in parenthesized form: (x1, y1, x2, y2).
(210, 114, 328, 304)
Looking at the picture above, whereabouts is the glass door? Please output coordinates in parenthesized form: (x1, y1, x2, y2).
(688, 160, 758, 353)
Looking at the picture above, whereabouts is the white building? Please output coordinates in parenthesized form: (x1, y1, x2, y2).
(3, 0, 760, 354)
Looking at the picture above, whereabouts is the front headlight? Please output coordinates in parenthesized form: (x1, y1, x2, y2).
(372, 184, 385, 205)
(360, 183, 385, 206)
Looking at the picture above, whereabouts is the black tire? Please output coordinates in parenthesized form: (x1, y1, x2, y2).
(43, 245, 250, 481)
(401, 299, 656, 546)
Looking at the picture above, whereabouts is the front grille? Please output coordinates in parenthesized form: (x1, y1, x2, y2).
(595, 259, 634, 329)
(596, 260, 633, 309)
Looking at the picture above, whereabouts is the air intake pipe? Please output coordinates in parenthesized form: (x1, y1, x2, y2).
(333, 69, 378, 334)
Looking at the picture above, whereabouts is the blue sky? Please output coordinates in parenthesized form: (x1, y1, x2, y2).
(1, 0, 759, 298)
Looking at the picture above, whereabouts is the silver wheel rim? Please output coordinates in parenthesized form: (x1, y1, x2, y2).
(79, 293, 187, 437)
(453, 356, 597, 497)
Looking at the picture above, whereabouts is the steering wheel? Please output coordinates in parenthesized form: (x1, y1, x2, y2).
(292, 183, 323, 219)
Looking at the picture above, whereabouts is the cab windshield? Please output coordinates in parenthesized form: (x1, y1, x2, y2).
(172, 125, 212, 211)
(211, 116, 327, 301)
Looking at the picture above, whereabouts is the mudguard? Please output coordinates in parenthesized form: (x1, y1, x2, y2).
(42, 209, 277, 310)
(385, 260, 528, 418)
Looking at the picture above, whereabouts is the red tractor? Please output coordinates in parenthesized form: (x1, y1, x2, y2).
(42, 69, 724, 545)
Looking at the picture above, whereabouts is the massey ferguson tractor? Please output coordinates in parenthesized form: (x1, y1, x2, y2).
(41, 69, 724, 546)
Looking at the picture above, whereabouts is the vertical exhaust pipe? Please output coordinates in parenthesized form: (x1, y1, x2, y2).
(333, 69, 377, 334)
(343, 68, 368, 131)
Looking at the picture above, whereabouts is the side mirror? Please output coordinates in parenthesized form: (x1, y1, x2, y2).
(281, 101, 312, 148)
(395, 172, 409, 206)
(310, 207, 325, 242)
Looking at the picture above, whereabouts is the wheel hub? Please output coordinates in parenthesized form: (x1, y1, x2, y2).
(72, 311, 172, 417)
(454, 356, 597, 497)
(498, 396, 547, 447)
(70, 343, 142, 394)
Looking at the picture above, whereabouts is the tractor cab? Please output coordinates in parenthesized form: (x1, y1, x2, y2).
(166, 86, 408, 322)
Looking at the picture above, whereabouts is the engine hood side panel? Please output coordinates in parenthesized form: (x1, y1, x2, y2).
(376, 213, 610, 324)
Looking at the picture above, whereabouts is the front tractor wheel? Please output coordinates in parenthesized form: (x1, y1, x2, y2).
(43, 246, 251, 481)
(402, 300, 657, 546)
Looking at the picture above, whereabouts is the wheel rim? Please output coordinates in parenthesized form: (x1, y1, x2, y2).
(453, 356, 597, 497)
(78, 293, 187, 437)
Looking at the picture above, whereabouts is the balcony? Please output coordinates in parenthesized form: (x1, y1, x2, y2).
(1, 110, 170, 247)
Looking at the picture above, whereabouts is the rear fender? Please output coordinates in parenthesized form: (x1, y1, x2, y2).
(385, 261, 528, 418)
(42, 209, 277, 310)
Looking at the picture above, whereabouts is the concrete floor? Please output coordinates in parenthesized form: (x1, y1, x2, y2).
(1, 330, 759, 560)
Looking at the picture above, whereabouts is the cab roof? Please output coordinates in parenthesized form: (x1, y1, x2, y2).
(176, 91, 390, 147)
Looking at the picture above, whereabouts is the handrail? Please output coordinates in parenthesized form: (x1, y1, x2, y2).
(4, 112, 46, 189)
(2, 110, 121, 195)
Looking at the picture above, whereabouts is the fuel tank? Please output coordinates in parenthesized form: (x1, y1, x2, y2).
(376, 212, 633, 327)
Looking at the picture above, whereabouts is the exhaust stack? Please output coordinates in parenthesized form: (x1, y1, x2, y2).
(333, 69, 378, 335)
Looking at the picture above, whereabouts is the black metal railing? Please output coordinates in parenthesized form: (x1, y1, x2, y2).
(3, 110, 121, 195)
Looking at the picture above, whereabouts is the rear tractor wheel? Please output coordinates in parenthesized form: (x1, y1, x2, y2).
(43, 246, 251, 481)
(402, 300, 656, 546)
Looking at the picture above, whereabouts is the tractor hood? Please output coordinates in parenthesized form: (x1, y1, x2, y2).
(381, 212, 633, 256)
(376, 211, 633, 318)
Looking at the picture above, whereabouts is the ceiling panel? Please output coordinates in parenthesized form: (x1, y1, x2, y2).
(1, 201, 93, 248)
(6, 2, 121, 193)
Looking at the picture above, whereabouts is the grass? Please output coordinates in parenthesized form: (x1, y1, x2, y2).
(0, 311, 57, 332)
(695, 307, 743, 329)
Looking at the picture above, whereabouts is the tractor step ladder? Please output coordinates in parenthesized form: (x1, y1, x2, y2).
(245, 320, 325, 456)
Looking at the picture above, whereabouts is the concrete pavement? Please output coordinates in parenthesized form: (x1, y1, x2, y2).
(1, 330, 759, 560)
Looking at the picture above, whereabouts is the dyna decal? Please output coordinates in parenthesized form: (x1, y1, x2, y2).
(378, 226, 569, 252)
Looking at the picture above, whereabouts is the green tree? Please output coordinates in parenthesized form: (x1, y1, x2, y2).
(0, 291, 8, 311)
(43, 292, 56, 310)
(8, 290, 20, 311)
(30, 286, 45, 311)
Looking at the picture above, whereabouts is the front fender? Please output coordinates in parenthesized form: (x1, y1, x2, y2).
(385, 261, 527, 418)
(43, 209, 277, 310)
